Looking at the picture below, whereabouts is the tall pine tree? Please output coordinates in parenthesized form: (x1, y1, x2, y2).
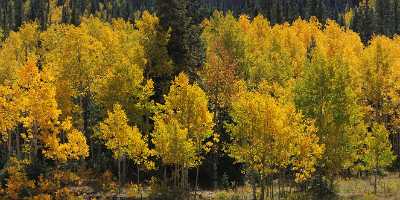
(156, 0, 204, 80)
(376, 0, 394, 36)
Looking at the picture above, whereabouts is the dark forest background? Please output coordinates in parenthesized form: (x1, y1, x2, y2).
(0, 0, 399, 43)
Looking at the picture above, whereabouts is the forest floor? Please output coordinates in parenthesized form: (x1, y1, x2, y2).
(73, 172, 400, 200)
(195, 173, 400, 200)
(196, 173, 400, 200)
(335, 173, 400, 200)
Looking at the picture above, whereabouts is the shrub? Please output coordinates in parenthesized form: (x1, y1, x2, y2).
(213, 191, 243, 200)
(125, 183, 140, 197)
(0, 158, 35, 199)
(98, 170, 117, 193)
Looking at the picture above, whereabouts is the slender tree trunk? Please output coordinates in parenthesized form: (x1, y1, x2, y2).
(7, 132, 12, 158)
(260, 175, 265, 200)
(195, 166, 199, 198)
(122, 155, 126, 184)
(118, 158, 121, 199)
(278, 173, 281, 199)
(164, 165, 167, 186)
(374, 169, 377, 194)
(251, 171, 257, 200)
(16, 127, 20, 159)
(174, 165, 177, 188)
(185, 168, 189, 191)
(271, 176, 274, 200)
(212, 110, 219, 190)
(138, 166, 142, 200)
(137, 166, 140, 184)
(81, 95, 93, 167)
(374, 154, 379, 194)
(398, 133, 400, 177)
(32, 122, 39, 161)
(180, 166, 184, 189)
(267, 177, 271, 199)
(212, 153, 218, 189)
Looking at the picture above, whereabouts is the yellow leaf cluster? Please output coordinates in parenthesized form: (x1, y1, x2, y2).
(152, 116, 197, 168)
(164, 73, 214, 152)
(152, 73, 214, 168)
(227, 87, 323, 182)
(97, 104, 153, 168)
(42, 118, 89, 163)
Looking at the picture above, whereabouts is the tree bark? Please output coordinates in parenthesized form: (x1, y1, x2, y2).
(7, 131, 12, 158)
(374, 169, 377, 194)
(374, 153, 379, 194)
(260, 175, 265, 200)
(164, 165, 167, 186)
(251, 171, 257, 200)
(138, 165, 142, 200)
(212, 153, 218, 189)
(32, 122, 39, 161)
(122, 155, 126, 184)
(194, 166, 198, 198)
(16, 127, 20, 159)
(118, 158, 121, 200)
(137, 166, 140, 184)
(271, 176, 274, 200)
(212, 110, 219, 190)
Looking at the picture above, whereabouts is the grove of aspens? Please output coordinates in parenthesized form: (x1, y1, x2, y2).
(0, 0, 400, 200)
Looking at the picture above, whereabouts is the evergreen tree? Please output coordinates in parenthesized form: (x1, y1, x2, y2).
(394, 0, 400, 33)
(243, 0, 257, 17)
(307, 0, 326, 21)
(376, 0, 394, 36)
(354, 0, 376, 43)
(156, 0, 204, 79)
(156, 0, 190, 72)
(14, 0, 24, 29)
(30, 0, 50, 30)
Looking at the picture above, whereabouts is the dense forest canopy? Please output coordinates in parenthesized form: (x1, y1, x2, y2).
(0, 0, 400, 200)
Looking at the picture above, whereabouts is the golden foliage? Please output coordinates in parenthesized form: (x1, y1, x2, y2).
(97, 104, 153, 168)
